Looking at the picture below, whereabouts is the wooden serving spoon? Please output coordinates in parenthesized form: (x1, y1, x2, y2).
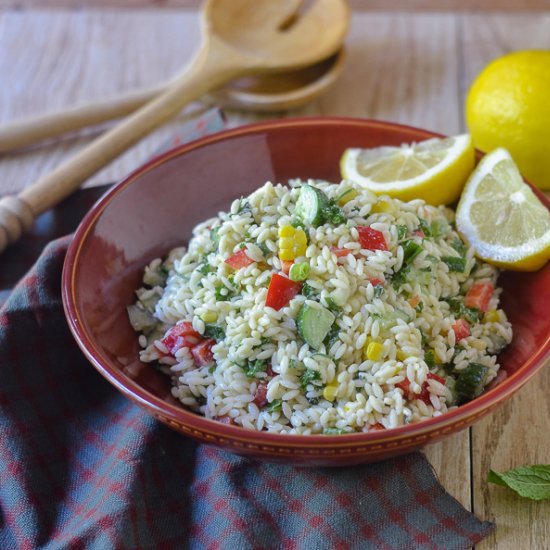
(0, 0, 349, 253)
(0, 49, 345, 153)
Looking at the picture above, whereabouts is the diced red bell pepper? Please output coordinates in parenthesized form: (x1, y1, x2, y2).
(413, 229, 425, 238)
(161, 322, 203, 355)
(357, 226, 388, 251)
(408, 295, 421, 308)
(225, 248, 254, 270)
(281, 260, 294, 275)
(418, 384, 432, 405)
(464, 282, 494, 312)
(395, 378, 411, 395)
(265, 273, 302, 311)
(370, 422, 386, 431)
(191, 338, 215, 366)
(252, 381, 268, 408)
(427, 372, 446, 385)
(368, 277, 384, 287)
(330, 246, 353, 258)
(452, 319, 471, 341)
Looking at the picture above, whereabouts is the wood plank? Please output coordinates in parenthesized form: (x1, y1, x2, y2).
(2, 1, 550, 11)
(460, 13, 550, 549)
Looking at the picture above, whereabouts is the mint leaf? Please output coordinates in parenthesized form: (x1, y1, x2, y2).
(488, 465, 550, 500)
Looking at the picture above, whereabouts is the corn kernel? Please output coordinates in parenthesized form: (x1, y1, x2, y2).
(278, 237, 294, 250)
(295, 244, 307, 257)
(371, 200, 394, 214)
(200, 311, 218, 323)
(396, 350, 408, 362)
(338, 188, 358, 206)
(279, 248, 295, 261)
(294, 229, 307, 246)
(483, 310, 500, 323)
(278, 225, 295, 238)
(323, 383, 338, 402)
(366, 342, 384, 361)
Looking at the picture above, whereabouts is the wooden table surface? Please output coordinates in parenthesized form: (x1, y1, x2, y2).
(1, 6, 549, 549)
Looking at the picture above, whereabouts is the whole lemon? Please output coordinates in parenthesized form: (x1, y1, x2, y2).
(466, 50, 550, 189)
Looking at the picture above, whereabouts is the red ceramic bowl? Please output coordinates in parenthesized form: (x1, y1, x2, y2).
(62, 117, 550, 466)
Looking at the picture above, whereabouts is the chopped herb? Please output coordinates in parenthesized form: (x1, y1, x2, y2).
(257, 241, 271, 257)
(203, 324, 225, 341)
(322, 427, 350, 435)
(442, 255, 466, 273)
(324, 200, 346, 225)
(420, 329, 429, 347)
(418, 218, 432, 237)
(197, 261, 214, 275)
(215, 285, 234, 302)
(425, 254, 439, 264)
(265, 399, 283, 413)
(323, 322, 340, 349)
(391, 266, 410, 290)
(415, 301, 424, 313)
(324, 296, 342, 315)
(300, 368, 322, 390)
(241, 359, 267, 378)
(430, 219, 447, 238)
(402, 240, 423, 265)
(159, 265, 169, 277)
(210, 226, 221, 250)
(301, 282, 317, 298)
(424, 350, 436, 369)
(442, 297, 481, 324)
(396, 225, 408, 241)
(451, 237, 467, 255)
(236, 198, 252, 215)
(195, 395, 207, 406)
(306, 395, 320, 405)
(373, 284, 384, 298)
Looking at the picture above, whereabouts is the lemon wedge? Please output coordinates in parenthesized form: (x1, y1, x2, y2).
(456, 148, 550, 271)
(340, 134, 475, 205)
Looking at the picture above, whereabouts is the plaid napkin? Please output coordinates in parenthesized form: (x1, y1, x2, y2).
(0, 111, 494, 550)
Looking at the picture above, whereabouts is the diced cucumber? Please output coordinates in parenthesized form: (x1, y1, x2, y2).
(127, 304, 157, 333)
(455, 362, 489, 403)
(297, 303, 336, 350)
(295, 184, 328, 227)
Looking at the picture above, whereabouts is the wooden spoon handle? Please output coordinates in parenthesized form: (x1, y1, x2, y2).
(0, 83, 168, 153)
(0, 40, 246, 253)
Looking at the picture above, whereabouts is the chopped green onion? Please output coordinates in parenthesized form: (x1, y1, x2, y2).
(451, 237, 467, 255)
(402, 240, 423, 265)
(241, 359, 267, 378)
(396, 225, 408, 241)
(265, 399, 283, 413)
(424, 350, 436, 369)
(289, 262, 310, 281)
(442, 256, 466, 273)
(430, 219, 447, 238)
(373, 285, 384, 298)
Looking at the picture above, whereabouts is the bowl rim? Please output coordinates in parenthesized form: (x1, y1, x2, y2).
(62, 116, 550, 447)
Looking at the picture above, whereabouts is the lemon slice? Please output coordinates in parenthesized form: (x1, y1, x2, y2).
(456, 148, 550, 271)
(340, 134, 475, 205)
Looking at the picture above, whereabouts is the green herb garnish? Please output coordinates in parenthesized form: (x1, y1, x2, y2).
(402, 240, 423, 265)
(241, 359, 267, 378)
(424, 350, 436, 369)
(451, 237, 467, 255)
(301, 282, 317, 298)
(300, 368, 322, 390)
(203, 324, 225, 341)
(488, 465, 550, 501)
(396, 225, 408, 241)
(442, 255, 466, 273)
(265, 399, 283, 413)
(373, 285, 384, 298)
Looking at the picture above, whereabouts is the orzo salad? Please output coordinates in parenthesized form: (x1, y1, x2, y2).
(128, 178, 512, 434)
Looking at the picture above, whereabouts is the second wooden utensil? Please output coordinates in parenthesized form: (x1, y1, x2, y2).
(0, 0, 349, 253)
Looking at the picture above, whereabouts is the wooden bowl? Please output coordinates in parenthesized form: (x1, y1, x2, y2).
(62, 118, 550, 466)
